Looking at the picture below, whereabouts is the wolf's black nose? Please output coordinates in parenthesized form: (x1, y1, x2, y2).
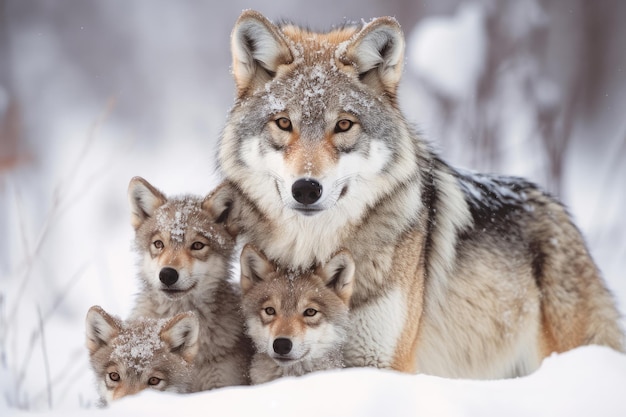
(291, 179, 322, 205)
(273, 338, 293, 355)
(159, 267, 179, 286)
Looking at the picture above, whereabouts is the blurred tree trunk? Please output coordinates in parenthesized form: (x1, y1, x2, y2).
(0, 0, 22, 174)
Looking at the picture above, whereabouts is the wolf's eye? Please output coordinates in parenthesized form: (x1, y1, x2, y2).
(148, 377, 162, 386)
(154, 240, 164, 249)
(275, 117, 292, 132)
(191, 242, 205, 250)
(334, 119, 353, 133)
(109, 372, 120, 382)
(264, 307, 276, 315)
(303, 308, 318, 317)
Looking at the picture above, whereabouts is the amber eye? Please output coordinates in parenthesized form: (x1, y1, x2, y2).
(154, 240, 164, 249)
(334, 119, 353, 133)
(191, 242, 205, 250)
(109, 372, 120, 382)
(303, 308, 318, 317)
(264, 307, 276, 316)
(275, 117, 292, 132)
(148, 377, 162, 386)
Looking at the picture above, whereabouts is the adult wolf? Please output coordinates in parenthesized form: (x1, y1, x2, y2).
(218, 10, 623, 378)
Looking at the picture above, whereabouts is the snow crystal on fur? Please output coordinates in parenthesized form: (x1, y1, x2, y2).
(111, 318, 168, 373)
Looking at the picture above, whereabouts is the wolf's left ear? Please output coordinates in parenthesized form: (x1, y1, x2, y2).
(127, 177, 167, 230)
(231, 10, 293, 96)
(342, 17, 405, 96)
(240, 244, 274, 294)
(160, 312, 199, 364)
(202, 181, 241, 237)
(318, 250, 355, 305)
(85, 306, 122, 355)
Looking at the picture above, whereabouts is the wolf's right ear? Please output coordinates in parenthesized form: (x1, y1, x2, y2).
(240, 244, 274, 294)
(202, 181, 241, 237)
(160, 312, 199, 364)
(231, 10, 293, 96)
(127, 176, 167, 230)
(85, 306, 122, 356)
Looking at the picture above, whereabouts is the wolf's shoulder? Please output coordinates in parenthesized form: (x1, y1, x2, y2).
(451, 167, 558, 231)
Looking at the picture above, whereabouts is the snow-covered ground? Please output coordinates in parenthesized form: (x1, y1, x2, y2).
(1, 1, 625, 415)
(4, 346, 626, 416)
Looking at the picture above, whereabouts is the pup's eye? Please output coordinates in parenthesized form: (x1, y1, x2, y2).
(334, 119, 353, 133)
(303, 308, 318, 317)
(148, 377, 162, 386)
(191, 242, 205, 250)
(275, 117, 292, 132)
(108, 372, 120, 382)
(154, 240, 164, 249)
(264, 307, 276, 315)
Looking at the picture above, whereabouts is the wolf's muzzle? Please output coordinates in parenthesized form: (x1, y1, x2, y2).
(291, 178, 322, 205)
(159, 267, 179, 286)
(273, 337, 293, 355)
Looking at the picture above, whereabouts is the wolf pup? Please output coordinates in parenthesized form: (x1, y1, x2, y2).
(85, 305, 199, 405)
(217, 10, 624, 379)
(240, 244, 354, 384)
(127, 177, 251, 390)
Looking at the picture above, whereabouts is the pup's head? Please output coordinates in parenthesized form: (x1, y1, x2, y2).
(85, 306, 199, 404)
(240, 244, 354, 366)
(128, 177, 240, 299)
(220, 11, 416, 222)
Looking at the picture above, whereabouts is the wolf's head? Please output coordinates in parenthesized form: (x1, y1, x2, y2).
(128, 177, 240, 300)
(85, 306, 199, 404)
(219, 11, 420, 228)
(239, 244, 354, 367)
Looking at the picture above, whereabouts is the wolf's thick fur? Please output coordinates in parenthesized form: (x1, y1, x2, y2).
(85, 306, 199, 404)
(218, 10, 624, 378)
(240, 244, 354, 384)
(127, 177, 251, 389)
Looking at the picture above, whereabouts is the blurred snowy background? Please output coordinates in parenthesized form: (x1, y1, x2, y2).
(1, 0, 624, 413)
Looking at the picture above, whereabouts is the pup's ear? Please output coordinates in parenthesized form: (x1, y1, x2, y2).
(231, 10, 293, 96)
(318, 250, 355, 305)
(240, 244, 274, 294)
(202, 181, 240, 237)
(160, 311, 199, 364)
(127, 176, 167, 230)
(341, 17, 405, 96)
(85, 306, 122, 356)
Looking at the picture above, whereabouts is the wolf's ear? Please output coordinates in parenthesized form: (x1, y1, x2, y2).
(231, 10, 293, 96)
(85, 306, 122, 356)
(240, 244, 274, 294)
(160, 311, 199, 364)
(342, 17, 405, 95)
(128, 177, 167, 230)
(318, 250, 355, 305)
(202, 181, 240, 237)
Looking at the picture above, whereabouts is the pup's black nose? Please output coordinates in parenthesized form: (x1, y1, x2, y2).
(291, 178, 322, 205)
(273, 338, 293, 355)
(159, 267, 179, 286)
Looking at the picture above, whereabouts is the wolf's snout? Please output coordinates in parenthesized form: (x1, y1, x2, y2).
(273, 338, 293, 355)
(291, 179, 322, 205)
(159, 267, 179, 286)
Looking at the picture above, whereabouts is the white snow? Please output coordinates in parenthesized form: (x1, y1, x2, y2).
(3, 346, 625, 416)
(408, 3, 487, 99)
